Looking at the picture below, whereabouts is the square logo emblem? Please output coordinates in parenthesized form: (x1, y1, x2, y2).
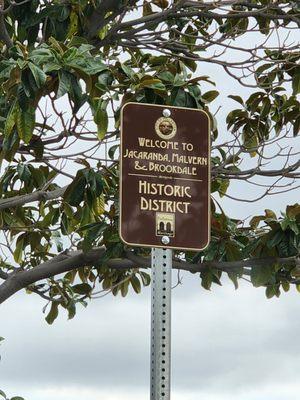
(156, 213, 175, 237)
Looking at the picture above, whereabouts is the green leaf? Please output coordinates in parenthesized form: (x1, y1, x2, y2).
(16, 106, 35, 144)
(200, 270, 213, 290)
(227, 272, 239, 290)
(28, 62, 47, 88)
(93, 194, 105, 215)
(11, 397, 25, 400)
(267, 230, 284, 248)
(138, 78, 165, 91)
(67, 56, 107, 75)
(228, 95, 244, 105)
(72, 283, 92, 295)
(45, 302, 59, 325)
(96, 108, 108, 140)
(202, 90, 219, 103)
(292, 73, 300, 95)
(130, 275, 141, 294)
(0, 389, 6, 399)
(251, 264, 273, 287)
(265, 209, 277, 220)
(121, 280, 129, 297)
(57, 70, 72, 98)
(108, 144, 119, 160)
(266, 285, 276, 299)
(225, 242, 241, 261)
(143, 1, 153, 16)
(218, 179, 230, 197)
(153, 0, 169, 8)
(17, 164, 31, 182)
(250, 215, 264, 229)
(140, 271, 151, 286)
(4, 101, 18, 136)
(282, 281, 290, 292)
(67, 301, 76, 320)
(14, 237, 24, 264)
(121, 64, 135, 79)
(63, 174, 86, 206)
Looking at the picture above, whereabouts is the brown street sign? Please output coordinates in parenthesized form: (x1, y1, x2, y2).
(119, 102, 210, 251)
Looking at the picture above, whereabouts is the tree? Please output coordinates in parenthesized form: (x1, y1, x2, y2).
(0, 1, 299, 394)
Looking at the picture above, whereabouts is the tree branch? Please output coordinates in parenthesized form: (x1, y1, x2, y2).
(0, 247, 298, 305)
(0, 269, 8, 280)
(0, 186, 67, 211)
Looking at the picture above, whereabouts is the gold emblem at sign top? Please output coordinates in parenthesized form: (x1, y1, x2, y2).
(155, 117, 177, 140)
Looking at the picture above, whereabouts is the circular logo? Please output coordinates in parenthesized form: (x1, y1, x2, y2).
(155, 117, 177, 140)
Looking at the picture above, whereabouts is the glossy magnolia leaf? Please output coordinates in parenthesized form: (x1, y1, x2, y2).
(72, 283, 92, 295)
(251, 264, 274, 287)
(218, 179, 230, 197)
(267, 230, 285, 248)
(28, 62, 47, 88)
(93, 194, 105, 215)
(138, 78, 165, 91)
(16, 106, 35, 144)
(4, 101, 18, 136)
(153, 0, 169, 8)
(265, 285, 277, 299)
(282, 281, 290, 292)
(228, 95, 244, 105)
(265, 209, 277, 220)
(143, 1, 153, 16)
(45, 302, 59, 325)
(292, 73, 300, 95)
(14, 237, 24, 264)
(63, 175, 86, 206)
(202, 90, 219, 103)
(277, 231, 298, 257)
(140, 271, 151, 286)
(108, 144, 119, 159)
(130, 275, 141, 294)
(121, 64, 135, 79)
(201, 270, 213, 290)
(17, 164, 31, 182)
(96, 108, 108, 140)
(227, 272, 239, 290)
(67, 301, 76, 320)
(121, 280, 130, 297)
(225, 242, 241, 261)
(57, 70, 72, 98)
(286, 204, 300, 218)
(250, 215, 265, 229)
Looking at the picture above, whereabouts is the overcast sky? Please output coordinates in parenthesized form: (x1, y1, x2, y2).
(2, 273, 300, 400)
(1, 12, 300, 400)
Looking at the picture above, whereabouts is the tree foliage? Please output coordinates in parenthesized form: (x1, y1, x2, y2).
(0, 0, 298, 326)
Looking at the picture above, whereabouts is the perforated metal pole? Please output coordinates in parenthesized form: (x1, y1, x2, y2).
(150, 247, 172, 400)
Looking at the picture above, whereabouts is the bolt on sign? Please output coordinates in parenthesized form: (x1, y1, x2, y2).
(119, 103, 211, 251)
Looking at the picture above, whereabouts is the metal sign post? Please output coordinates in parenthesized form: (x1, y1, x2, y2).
(150, 247, 172, 400)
